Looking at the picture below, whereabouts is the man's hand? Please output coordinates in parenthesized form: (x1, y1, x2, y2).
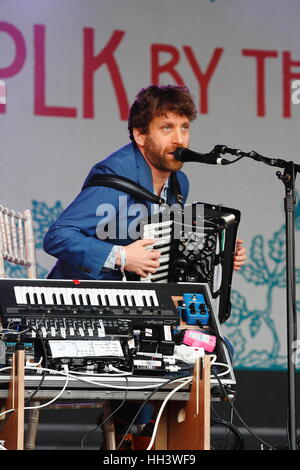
(120, 239, 161, 278)
(233, 239, 247, 271)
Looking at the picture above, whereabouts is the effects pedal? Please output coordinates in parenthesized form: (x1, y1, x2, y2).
(179, 293, 210, 326)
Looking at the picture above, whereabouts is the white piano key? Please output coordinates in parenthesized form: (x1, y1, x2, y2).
(116, 289, 127, 307)
(20, 286, 30, 304)
(144, 219, 172, 231)
(77, 288, 88, 306)
(40, 287, 54, 305)
(85, 288, 97, 306)
(91, 289, 100, 307)
(151, 237, 171, 248)
(149, 289, 159, 306)
(14, 286, 24, 304)
(118, 289, 131, 306)
(157, 244, 171, 255)
(142, 290, 154, 307)
(71, 288, 81, 306)
(154, 256, 170, 274)
(28, 286, 36, 304)
(32, 287, 43, 305)
(60, 327, 66, 339)
(104, 288, 117, 306)
(131, 290, 144, 307)
(144, 272, 168, 282)
(83, 289, 92, 306)
(97, 289, 107, 306)
(144, 228, 172, 240)
(60, 288, 73, 305)
(144, 290, 154, 306)
(52, 288, 62, 305)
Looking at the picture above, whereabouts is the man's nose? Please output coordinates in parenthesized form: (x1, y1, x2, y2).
(173, 128, 184, 146)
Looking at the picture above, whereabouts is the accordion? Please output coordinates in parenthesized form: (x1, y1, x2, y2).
(140, 202, 240, 323)
(82, 174, 240, 323)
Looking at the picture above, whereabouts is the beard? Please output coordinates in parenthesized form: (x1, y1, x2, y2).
(143, 135, 184, 173)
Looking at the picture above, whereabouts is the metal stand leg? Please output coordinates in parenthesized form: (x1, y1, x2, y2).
(24, 404, 40, 450)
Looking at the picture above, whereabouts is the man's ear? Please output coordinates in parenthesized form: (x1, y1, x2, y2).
(133, 128, 146, 147)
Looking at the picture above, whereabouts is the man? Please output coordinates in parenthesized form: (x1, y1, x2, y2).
(44, 84, 246, 450)
(44, 85, 246, 277)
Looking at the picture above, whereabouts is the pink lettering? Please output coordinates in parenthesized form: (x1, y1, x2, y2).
(34, 25, 77, 118)
(83, 29, 129, 120)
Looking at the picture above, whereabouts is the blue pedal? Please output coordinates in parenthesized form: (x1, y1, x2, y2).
(180, 293, 210, 326)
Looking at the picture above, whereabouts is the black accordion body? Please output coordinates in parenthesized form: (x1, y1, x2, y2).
(140, 202, 240, 323)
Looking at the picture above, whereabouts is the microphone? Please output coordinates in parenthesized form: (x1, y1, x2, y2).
(173, 147, 231, 165)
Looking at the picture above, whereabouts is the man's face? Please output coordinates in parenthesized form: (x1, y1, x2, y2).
(136, 112, 191, 173)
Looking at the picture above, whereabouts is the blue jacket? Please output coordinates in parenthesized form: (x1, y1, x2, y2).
(44, 143, 189, 280)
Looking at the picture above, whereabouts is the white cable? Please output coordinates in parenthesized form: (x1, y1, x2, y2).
(0, 408, 15, 419)
(209, 354, 218, 364)
(210, 362, 232, 377)
(24, 365, 69, 410)
(24, 364, 188, 390)
(66, 370, 189, 390)
(0, 366, 12, 374)
(0, 367, 70, 418)
(70, 368, 133, 377)
(146, 376, 192, 450)
(1, 363, 188, 390)
(26, 356, 43, 368)
(1, 328, 32, 336)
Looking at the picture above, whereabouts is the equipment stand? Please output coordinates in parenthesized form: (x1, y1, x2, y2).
(155, 355, 211, 450)
(0, 350, 25, 450)
(277, 163, 298, 450)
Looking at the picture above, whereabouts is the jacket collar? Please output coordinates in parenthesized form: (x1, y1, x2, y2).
(134, 144, 154, 193)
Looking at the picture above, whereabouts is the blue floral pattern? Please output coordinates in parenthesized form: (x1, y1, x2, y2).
(223, 195, 300, 369)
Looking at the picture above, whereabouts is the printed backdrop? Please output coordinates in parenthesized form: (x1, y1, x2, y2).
(1, 0, 300, 369)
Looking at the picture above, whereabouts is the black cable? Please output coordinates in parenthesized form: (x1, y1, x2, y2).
(211, 417, 244, 450)
(210, 404, 244, 450)
(212, 370, 278, 450)
(80, 376, 129, 450)
(0, 409, 14, 433)
(116, 373, 192, 450)
(196, 322, 234, 364)
(24, 330, 48, 404)
(211, 405, 231, 449)
(223, 156, 245, 165)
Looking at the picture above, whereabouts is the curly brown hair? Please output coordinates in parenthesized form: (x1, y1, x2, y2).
(128, 85, 197, 142)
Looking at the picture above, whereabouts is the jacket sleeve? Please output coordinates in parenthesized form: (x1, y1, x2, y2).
(43, 184, 130, 279)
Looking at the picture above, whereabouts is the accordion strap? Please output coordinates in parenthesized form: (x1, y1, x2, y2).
(82, 172, 184, 206)
(82, 173, 164, 205)
(170, 172, 184, 208)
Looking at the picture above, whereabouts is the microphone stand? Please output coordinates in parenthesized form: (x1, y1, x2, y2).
(214, 145, 299, 450)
